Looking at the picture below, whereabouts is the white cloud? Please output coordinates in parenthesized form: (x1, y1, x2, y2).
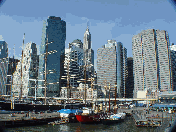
(81, 17, 89, 21)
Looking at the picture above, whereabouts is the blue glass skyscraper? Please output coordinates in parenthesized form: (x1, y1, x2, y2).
(38, 16, 66, 97)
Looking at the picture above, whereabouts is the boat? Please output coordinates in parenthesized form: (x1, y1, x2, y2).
(101, 112, 126, 125)
(58, 109, 83, 118)
(58, 109, 83, 123)
(75, 107, 101, 124)
(101, 113, 120, 125)
(135, 119, 161, 127)
(118, 112, 126, 120)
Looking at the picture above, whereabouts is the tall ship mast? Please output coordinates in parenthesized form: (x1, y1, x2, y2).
(44, 34, 49, 105)
(20, 33, 25, 101)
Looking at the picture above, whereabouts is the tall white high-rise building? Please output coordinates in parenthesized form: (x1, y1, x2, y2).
(13, 42, 39, 97)
(60, 39, 84, 98)
(132, 29, 171, 98)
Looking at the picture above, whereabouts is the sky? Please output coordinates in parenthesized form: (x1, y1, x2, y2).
(0, 0, 176, 70)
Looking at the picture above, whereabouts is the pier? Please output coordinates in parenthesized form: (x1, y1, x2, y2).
(0, 111, 60, 127)
(0, 105, 176, 129)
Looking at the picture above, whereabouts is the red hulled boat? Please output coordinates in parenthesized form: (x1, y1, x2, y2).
(75, 107, 100, 124)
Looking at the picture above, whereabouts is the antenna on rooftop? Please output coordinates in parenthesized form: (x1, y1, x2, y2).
(87, 21, 89, 30)
(13, 44, 15, 58)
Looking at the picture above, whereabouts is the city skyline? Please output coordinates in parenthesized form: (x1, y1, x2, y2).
(0, 0, 176, 62)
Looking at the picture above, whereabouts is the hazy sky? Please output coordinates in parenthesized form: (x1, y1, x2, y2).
(0, 0, 176, 63)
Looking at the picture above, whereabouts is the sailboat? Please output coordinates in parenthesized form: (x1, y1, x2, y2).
(75, 63, 101, 124)
(101, 83, 126, 125)
(75, 107, 101, 124)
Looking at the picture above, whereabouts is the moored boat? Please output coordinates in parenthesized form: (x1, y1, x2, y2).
(135, 119, 162, 127)
(58, 109, 83, 123)
(75, 107, 100, 124)
(101, 112, 126, 125)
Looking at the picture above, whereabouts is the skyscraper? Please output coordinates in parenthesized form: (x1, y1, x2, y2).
(132, 29, 171, 98)
(38, 16, 66, 97)
(37, 20, 47, 97)
(122, 47, 127, 98)
(83, 26, 94, 80)
(0, 40, 8, 95)
(60, 39, 84, 98)
(170, 43, 176, 91)
(126, 57, 134, 98)
(97, 40, 127, 98)
(13, 42, 39, 97)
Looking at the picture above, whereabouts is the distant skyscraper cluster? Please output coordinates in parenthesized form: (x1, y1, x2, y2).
(60, 39, 84, 98)
(1, 15, 176, 100)
(60, 26, 95, 99)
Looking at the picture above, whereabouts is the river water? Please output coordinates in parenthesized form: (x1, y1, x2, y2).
(5, 116, 166, 132)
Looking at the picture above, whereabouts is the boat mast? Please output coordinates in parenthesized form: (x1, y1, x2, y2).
(109, 82, 110, 113)
(44, 34, 48, 105)
(104, 79, 107, 112)
(84, 60, 87, 105)
(12, 44, 15, 109)
(91, 75, 93, 102)
(10, 46, 14, 109)
(20, 33, 25, 101)
(114, 82, 117, 114)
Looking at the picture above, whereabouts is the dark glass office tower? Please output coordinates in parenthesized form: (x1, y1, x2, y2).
(38, 16, 66, 97)
(0, 40, 8, 95)
(126, 57, 134, 98)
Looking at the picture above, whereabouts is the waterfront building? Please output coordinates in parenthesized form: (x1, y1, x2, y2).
(0, 40, 8, 95)
(126, 57, 134, 98)
(132, 29, 171, 98)
(83, 26, 94, 80)
(158, 91, 176, 103)
(97, 40, 127, 98)
(13, 42, 39, 97)
(170, 43, 176, 91)
(38, 16, 66, 97)
(60, 39, 84, 98)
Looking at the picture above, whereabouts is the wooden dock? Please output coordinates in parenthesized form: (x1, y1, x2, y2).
(0, 112, 61, 127)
